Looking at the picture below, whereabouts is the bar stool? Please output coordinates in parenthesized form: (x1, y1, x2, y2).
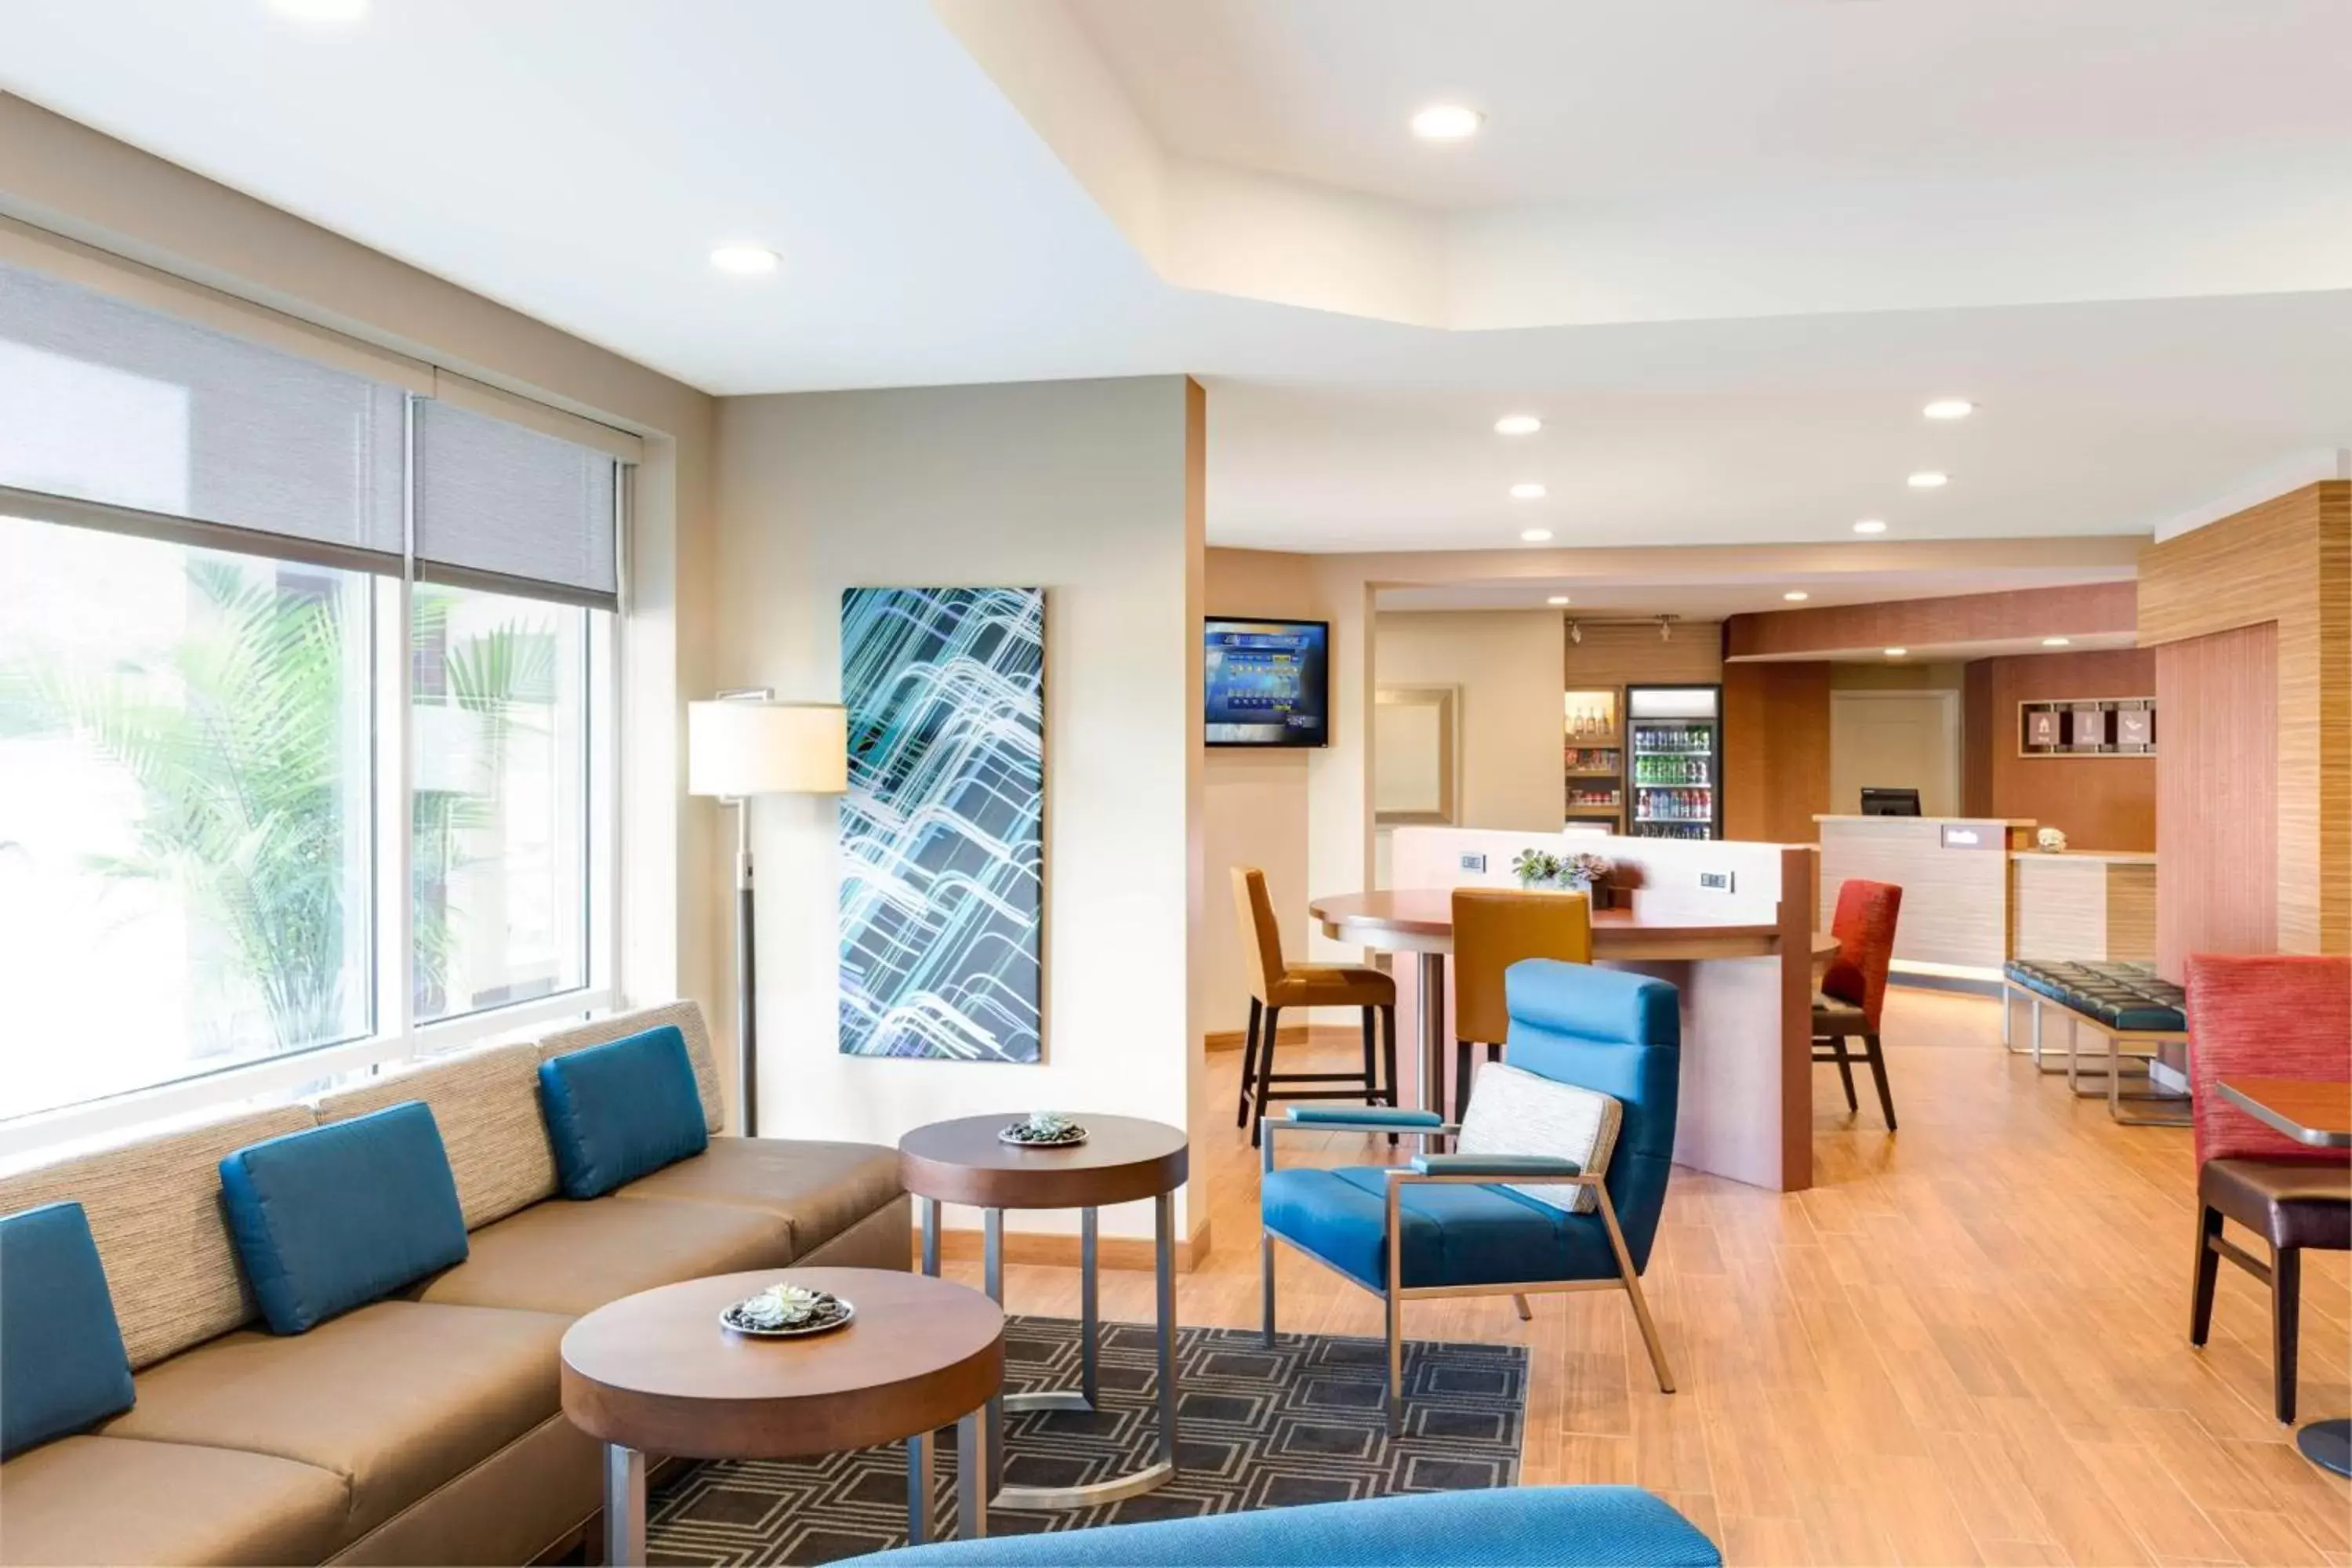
(1231, 867, 1397, 1145)
(1812, 879, 1903, 1129)
(1450, 887, 1594, 1122)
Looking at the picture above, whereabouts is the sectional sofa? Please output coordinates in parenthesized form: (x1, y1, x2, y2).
(0, 1001, 909, 1566)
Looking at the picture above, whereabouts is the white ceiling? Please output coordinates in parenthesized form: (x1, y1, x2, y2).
(3, 0, 2350, 554)
(1377, 563, 2136, 619)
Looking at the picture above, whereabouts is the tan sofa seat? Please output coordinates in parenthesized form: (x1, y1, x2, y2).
(619, 1136, 903, 1258)
(0, 1436, 348, 1567)
(99, 1301, 567, 1548)
(419, 1192, 792, 1317)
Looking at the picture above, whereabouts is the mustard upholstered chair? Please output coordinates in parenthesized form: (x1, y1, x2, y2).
(1448, 888, 1594, 1122)
(1232, 867, 1398, 1146)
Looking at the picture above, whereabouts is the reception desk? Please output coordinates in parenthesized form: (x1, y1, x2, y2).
(1816, 815, 2029, 974)
(1816, 815, 2158, 977)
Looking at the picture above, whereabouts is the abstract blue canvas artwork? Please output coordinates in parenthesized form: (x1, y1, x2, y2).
(838, 587, 1044, 1062)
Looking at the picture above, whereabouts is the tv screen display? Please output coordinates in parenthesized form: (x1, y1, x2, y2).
(1205, 618, 1329, 747)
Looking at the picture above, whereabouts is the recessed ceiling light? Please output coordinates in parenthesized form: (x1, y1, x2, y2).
(1519, 528, 1553, 543)
(2042, 637, 2072, 648)
(1494, 414, 1542, 436)
(709, 245, 782, 277)
(1509, 482, 1548, 500)
(1907, 471, 1950, 488)
(270, 0, 367, 19)
(1783, 590, 1809, 602)
(1885, 648, 1908, 658)
(1410, 104, 1485, 141)
(1923, 398, 1975, 420)
(1853, 519, 1889, 535)
(1546, 594, 1572, 606)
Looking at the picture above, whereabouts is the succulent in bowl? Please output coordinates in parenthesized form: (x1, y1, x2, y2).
(735, 1283, 830, 1330)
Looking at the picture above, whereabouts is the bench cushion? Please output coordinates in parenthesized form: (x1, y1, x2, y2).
(2005, 960, 2187, 1033)
(417, 1192, 791, 1317)
(1, 1203, 134, 1460)
(1262, 1166, 1617, 1290)
(0, 1435, 349, 1567)
(218, 1104, 470, 1334)
(99, 1300, 566, 1548)
(617, 1136, 902, 1259)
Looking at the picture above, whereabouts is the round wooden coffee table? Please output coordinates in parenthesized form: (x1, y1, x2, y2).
(560, 1267, 1003, 1564)
(898, 1114, 1188, 1509)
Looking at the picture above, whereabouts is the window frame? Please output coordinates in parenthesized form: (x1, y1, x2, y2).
(0, 450, 626, 1160)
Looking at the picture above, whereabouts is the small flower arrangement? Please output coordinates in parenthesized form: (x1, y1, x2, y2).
(1512, 848, 1614, 895)
(1000, 1111, 1087, 1146)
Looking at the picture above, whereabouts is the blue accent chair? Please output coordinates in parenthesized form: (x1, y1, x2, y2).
(844, 1485, 1722, 1566)
(1261, 959, 1681, 1433)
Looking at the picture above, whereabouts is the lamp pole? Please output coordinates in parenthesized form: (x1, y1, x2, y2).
(717, 687, 771, 1138)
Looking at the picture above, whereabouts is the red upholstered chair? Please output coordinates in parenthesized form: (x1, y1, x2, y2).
(2186, 954, 2351, 1425)
(1811, 880, 1903, 1129)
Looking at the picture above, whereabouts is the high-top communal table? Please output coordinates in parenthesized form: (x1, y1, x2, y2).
(559, 1267, 1004, 1564)
(898, 1113, 1188, 1509)
(1309, 890, 1842, 1193)
(2216, 1077, 2352, 1479)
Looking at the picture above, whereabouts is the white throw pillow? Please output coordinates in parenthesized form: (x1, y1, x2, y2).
(1455, 1061, 1622, 1214)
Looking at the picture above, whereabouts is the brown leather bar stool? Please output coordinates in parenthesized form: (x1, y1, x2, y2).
(1812, 879, 1902, 1129)
(1450, 887, 1593, 1123)
(1231, 867, 1397, 1146)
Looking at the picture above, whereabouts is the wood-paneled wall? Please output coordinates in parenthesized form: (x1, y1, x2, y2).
(1723, 661, 1831, 843)
(1959, 648, 2158, 851)
(1725, 582, 2136, 659)
(2140, 481, 2349, 960)
(1561, 619, 1724, 688)
(2154, 622, 2278, 978)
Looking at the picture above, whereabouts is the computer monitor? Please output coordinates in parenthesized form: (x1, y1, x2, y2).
(1860, 787, 1922, 817)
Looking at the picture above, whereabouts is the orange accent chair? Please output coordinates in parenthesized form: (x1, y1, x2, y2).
(1231, 867, 1397, 1146)
(1449, 888, 1595, 1122)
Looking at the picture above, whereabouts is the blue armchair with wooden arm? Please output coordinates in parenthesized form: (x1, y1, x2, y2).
(1259, 960, 1682, 1435)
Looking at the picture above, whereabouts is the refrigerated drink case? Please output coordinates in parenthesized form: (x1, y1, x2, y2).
(1627, 684, 1722, 840)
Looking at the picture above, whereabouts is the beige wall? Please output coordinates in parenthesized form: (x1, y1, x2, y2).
(0, 94, 726, 1116)
(1375, 610, 1565, 833)
(712, 378, 1204, 1240)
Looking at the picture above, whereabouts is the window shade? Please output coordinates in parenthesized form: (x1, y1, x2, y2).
(0, 261, 404, 571)
(414, 401, 617, 608)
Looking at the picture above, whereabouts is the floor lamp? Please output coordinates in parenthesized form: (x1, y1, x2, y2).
(687, 693, 848, 1138)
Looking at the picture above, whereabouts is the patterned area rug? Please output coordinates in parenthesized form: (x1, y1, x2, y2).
(648, 1315, 1527, 1565)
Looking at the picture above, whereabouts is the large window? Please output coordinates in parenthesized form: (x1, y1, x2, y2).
(0, 259, 619, 1131)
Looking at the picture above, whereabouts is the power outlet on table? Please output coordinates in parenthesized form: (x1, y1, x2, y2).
(1697, 870, 1736, 893)
(1459, 853, 1487, 873)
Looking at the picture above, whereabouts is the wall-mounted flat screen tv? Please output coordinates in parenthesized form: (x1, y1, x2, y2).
(1205, 617, 1329, 747)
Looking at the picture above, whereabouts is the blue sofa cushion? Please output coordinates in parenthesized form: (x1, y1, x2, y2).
(841, 1484, 1722, 1566)
(1263, 1165, 1622, 1290)
(538, 1023, 710, 1199)
(219, 1102, 469, 1334)
(0, 1202, 135, 1459)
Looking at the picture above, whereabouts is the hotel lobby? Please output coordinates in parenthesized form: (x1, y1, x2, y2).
(1, 5, 2348, 1565)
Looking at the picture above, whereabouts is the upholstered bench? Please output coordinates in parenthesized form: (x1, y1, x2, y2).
(2000, 959, 2190, 1126)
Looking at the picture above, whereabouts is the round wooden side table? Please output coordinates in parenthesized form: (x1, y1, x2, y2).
(559, 1266, 1003, 1565)
(898, 1114, 1189, 1509)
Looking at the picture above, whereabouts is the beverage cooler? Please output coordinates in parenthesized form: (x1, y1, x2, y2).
(1627, 684, 1721, 840)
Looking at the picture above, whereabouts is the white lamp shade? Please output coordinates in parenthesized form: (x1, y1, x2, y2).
(688, 701, 849, 797)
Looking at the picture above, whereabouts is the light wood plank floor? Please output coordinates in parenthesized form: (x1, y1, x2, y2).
(940, 988, 2351, 1565)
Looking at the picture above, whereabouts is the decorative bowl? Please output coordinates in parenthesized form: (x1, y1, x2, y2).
(720, 1283, 855, 1338)
(999, 1112, 1088, 1147)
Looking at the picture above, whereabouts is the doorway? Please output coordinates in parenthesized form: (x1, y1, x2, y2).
(1829, 691, 1960, 816)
